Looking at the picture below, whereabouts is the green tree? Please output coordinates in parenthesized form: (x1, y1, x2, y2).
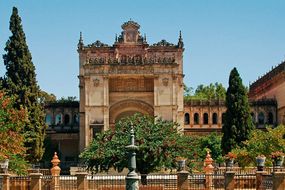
(80, 114, 189, 182)
(195, 83, 226, 100)
(1, 7, 46, 162)
(184, 83, 226, 102)
(232, 126, 285, 167)
(0, 91, 28, 174)
(39, 90, 56, 104)
(221, 68, 254, 154)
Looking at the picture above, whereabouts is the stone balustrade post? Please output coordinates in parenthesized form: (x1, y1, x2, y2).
(203, 151, 214, 190)
(76, 172, 88, 190)
(256, 171, 266, 190)
(30, 173, 43, 190)
(1, 174, 10, 190)
(224, 171, 235, 190)
(50, 152, 61, 190)
(272, 171, 285, 190)
(177, 171, 189, 190)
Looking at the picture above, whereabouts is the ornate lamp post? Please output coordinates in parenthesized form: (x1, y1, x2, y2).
(125, 125, 139, 190)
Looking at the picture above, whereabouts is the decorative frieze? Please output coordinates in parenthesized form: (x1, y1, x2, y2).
(85, 56, 176, 66)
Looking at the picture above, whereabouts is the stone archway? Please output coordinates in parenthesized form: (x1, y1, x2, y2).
(109, 100, 154, 127)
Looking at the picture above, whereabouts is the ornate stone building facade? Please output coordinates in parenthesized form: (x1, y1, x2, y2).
(42, 21, 282, 161)
(44, 101, 79, 170)
(77, 21, 184, 151)
(183, 99, 277, 135)
(249, 61, 285, 125)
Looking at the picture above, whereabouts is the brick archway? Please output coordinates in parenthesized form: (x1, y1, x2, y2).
(109, 100, 154, 125)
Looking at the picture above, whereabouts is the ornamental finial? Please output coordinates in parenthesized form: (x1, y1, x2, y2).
(78, 31, 84, 50)
(178, 30, 184, 48)
(143, 33, 147, 42)
(115, 33, 118, 43)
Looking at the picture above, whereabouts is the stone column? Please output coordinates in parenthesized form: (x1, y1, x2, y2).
(224, 171, 235, 190)
(50, 152, 61, 190)
(153, 75, 159, 117)
(76, 172, 88, 190)
(1, 174, 10, 190)
(103, 76, 109, 130)
(203, 151, 214, 190)
(272, 171, 285, 190)
(177, 171, 189, 190)
(256, 171, 266, 190)
(30, 173, 43, 190)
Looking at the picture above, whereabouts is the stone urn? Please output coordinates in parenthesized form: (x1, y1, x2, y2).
(0, 159, 9, 173)
(256, 155, 266, 171)
(225, 159, 234, 169)
(274, 156, 284, 167)
(176, 157, 187, 171)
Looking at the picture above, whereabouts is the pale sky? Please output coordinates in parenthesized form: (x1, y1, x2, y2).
(1, 0, 285, 99)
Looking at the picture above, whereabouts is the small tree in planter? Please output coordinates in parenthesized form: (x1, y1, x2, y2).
(224, 152, 237, 168)
(271, 151, 285, 167)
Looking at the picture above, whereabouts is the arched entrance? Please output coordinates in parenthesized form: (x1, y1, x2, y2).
(109, 100, 154, 128)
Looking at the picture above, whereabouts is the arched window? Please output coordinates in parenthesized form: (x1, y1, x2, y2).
(73, 114, 79, 124)
(64, 114, 70, 125)
(184, 113, 190, 125)
(222, 113, 226, 124)
(55, 114, 62, 125)
(194, 113, 199, 125)
(212, 113, 218, 124)
(45, 114, 52, 125)
(250, 112, 255, 123)
(203, 113, 208, 124)
(258, 112, 265, 124)
(268, 112, 274, 125)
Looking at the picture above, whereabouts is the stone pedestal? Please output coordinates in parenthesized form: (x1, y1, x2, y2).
(273, 171, 285, 190)
(177, 171, 189, 190)
(76, 172, 88, 190)
(1, 174, 10, 190)
(30, 173, 43, 190)
(256, 171, 266, 190)
(224, 171, 235, 190)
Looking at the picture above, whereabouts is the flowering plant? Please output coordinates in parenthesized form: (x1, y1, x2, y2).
(224, 152, 237, 160)
(256, 154, 266, 159)
(271, 151, 285, 160)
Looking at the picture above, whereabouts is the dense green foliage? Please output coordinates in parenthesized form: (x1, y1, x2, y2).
(221, 68, 254, 154)
(184, 83, 226, 102)
(1, 7, 46, 163)
(80, 114, 190, 174)
(0, 91, 28, 174)
(232, 126, 285, 167)
(181, 133, 223, 171)
(39, 90, 56, 104)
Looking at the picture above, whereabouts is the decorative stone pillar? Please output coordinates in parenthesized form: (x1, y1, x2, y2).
(272, 171, 285, 190)
(30, 173, 43, 190)
(125, 125, 139, 190)
(256, 171, 266, 190)
(224, 171, 235, 190)
(203, 151, 214, 190)
(1, 174, 10, 190)
(50, 152, 61, 190)
(76, 172, 88, 190)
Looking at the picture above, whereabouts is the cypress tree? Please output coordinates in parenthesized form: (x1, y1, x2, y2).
(221, 68, 254, 154)
(2, 7, 46, 162)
